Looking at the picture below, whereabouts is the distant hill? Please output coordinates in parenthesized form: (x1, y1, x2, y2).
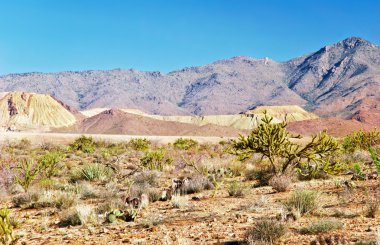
(1, 37, 379, 118)
(72, 109, 245, 136)
(0, 91, 78, 131)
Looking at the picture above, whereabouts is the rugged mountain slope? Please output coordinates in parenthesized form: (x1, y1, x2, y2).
(286, 37, 380, 117)
(0, 58, 305, 115)
(0, 92, 78, 130)
(0, 37, 379, 117)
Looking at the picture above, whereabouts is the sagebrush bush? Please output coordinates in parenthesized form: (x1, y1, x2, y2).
(269, 175, 292, 192)
(70, 163, 113, 182)
(173, 138, 199, 150)
(245, 220, 286, 244)
(283, 190, 320, 216)
(300, 219, 343, 234)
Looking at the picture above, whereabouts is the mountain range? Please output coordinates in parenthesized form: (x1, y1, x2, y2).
(1, 37, 379, 117)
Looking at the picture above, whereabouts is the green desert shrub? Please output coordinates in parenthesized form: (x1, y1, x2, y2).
(69, 135, 96, 154)
(283, 190, 320, 216)
(300, 219, 343, 234)
(128, 138, 151, 151)
(231, 112, 341, 178)
(342, 129, 380, 152)
(70, 163, 113, 182)
(245, 220, 286, 245)
(39, 151, 65, 178)
(173, 138, 199, 150)
(140, 148, 172, 171)
(13, 159, 43, 191)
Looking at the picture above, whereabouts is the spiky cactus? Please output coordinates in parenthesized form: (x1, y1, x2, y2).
(0, 207, 18, 245)
(232, 111, 341, 176)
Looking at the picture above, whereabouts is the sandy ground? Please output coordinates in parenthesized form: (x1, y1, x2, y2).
(0, 132, 233, 145)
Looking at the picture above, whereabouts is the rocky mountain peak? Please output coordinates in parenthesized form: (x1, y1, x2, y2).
(339, 36, 373, 49)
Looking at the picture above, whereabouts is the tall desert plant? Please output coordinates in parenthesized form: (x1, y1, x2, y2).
(0, 207, 18, 245)
(231, 111, 341, 177)
(13, 159, 43, 191)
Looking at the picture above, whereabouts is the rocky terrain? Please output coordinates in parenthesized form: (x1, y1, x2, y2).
(0, 37, 379, 118)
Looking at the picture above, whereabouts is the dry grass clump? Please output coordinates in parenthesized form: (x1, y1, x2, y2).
(365, 200, 380, 218)
(139, 213, 165, 228)
(171, 194, 189, 209)
(76, 182, 99, 199)
(12, 190, 77, 209)
(132, 171, 160, 187)
(283, 190, 320, 217)
(227, 180, 246, 197)
(12, 191, 40, 208)
(311, 234, 349, 245)
(58, 205, 97, 227)
(227, 161, 246, 177)
(0, 166, 13, 190)
(269, 175, 292, 192)
(300, 219, 343, 234)
(245, 219, 286, 245)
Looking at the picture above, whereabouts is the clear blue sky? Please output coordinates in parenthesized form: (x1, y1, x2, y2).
(0, 0, 379, 75)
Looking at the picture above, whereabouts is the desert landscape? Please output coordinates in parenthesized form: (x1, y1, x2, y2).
(1, 1, 380, 244)
(1, 37, 380, 245)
